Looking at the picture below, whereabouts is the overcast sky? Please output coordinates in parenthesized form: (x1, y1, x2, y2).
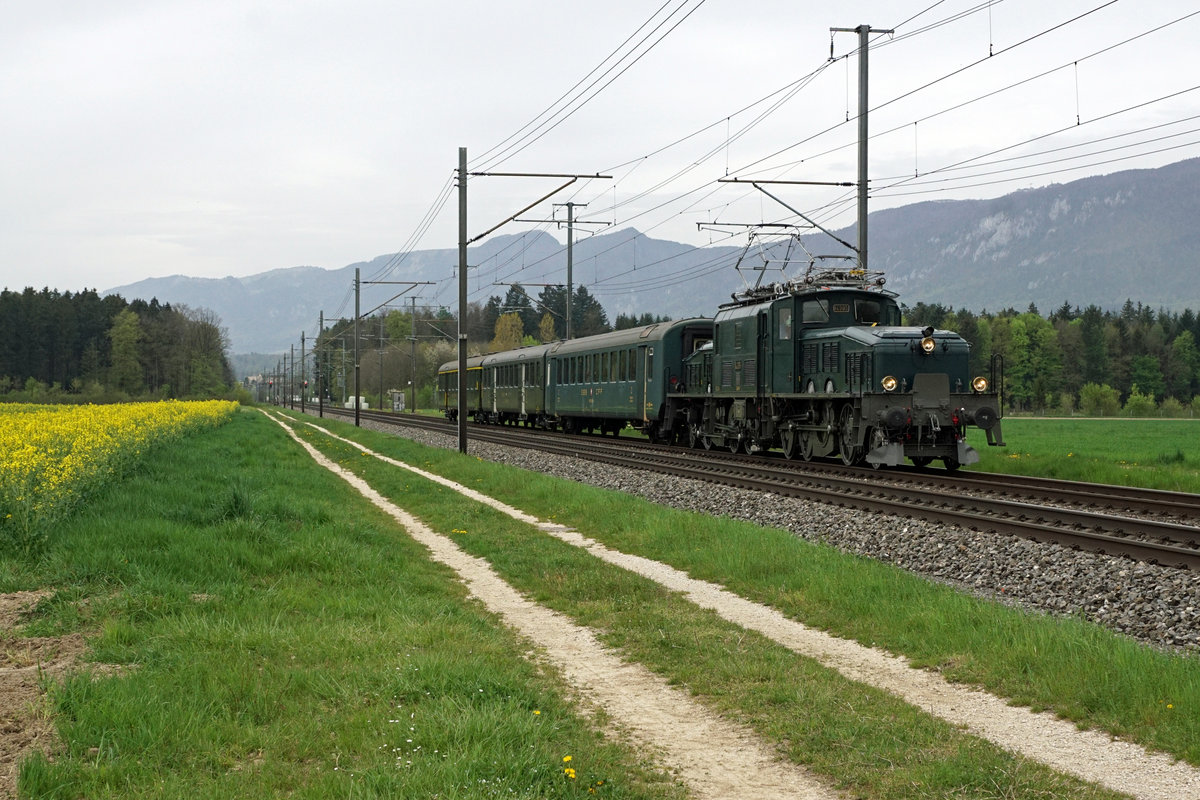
(4, 0, 1199, 303)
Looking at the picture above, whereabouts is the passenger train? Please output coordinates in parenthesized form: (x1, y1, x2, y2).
(438, 265, 1004, 470)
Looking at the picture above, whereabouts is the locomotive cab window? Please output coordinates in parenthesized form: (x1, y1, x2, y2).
(855, 300, 881, 324)
(778, 307, 793, 340)
(801, 299, 830, 323)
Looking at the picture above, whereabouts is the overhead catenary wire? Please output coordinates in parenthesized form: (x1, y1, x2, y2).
(370, 1, 1200, 324)
(471, 0, 709, 174)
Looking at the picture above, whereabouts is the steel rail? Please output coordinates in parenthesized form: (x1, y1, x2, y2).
(310, 408, 1200, 570)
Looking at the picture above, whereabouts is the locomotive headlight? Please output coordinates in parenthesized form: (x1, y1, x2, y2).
(881, 375, 898, 392)
(972, 376, 989, 393)
(920, 336, 937, 354)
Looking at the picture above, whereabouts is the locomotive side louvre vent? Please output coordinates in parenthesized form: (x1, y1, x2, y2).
(822, 342, 840, 372)
(721, 360, 734, 388)
(846, 352, 864, 386)
(744, 359, 757, 387)
(802, 343, 819, 374)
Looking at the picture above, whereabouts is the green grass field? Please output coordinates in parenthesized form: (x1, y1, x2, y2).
(3, 409, 1198, 799)
(974, 417, 1200, 492)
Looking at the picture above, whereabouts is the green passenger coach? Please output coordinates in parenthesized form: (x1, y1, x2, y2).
(437, 318, 713, 438)
(546, 318, 712, 438)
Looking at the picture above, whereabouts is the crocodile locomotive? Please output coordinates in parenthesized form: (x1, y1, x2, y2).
(438, 263, 1004, 470)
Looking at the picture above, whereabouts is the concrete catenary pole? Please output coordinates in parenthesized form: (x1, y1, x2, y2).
(457, 147, 468, 454)
(318, 311, 325, 419)
(831, 23, 891, 270)
(354, 267, 361, 427)
(565, 201, 574, 340)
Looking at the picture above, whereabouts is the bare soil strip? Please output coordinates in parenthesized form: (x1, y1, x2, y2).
(297, 418, 1200, 800)
(0, 590, 80, 800)
(270, 412, 838, 799)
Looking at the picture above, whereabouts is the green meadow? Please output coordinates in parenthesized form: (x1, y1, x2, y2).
(1, 408, 1197, 799)
(974, 417, 1200, 492)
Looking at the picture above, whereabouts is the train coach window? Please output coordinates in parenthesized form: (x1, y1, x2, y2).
(619, 349, 627, 381)
(629, 349, 637, 380)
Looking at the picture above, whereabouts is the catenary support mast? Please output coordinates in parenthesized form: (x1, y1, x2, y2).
(831, 23, 892, 270)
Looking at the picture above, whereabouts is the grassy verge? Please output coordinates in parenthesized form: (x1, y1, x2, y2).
(973, 417, 1200, 492)
(3, 410, 684, 799)
(292, 415, 1200, 763)
(286, 414, 1200, 798)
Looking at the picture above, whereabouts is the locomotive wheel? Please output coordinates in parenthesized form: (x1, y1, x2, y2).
(814, 401, 834, 449)
(728, 436, 741, 454)
(688, 424, 702, 449)
(781, 429, 798, 460)
(910, 456, 932, 468)
(798, 431, 813, 461)
(563, 418, 576, 435)
(837, 405, 862, 466)
(943, 457, 961, 472)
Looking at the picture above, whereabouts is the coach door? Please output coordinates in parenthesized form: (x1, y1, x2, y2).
(639, 345, 653, 423)
(757, 310, 770, 397)
(488, 366, 497, 415)
(519, 360, 527, 417)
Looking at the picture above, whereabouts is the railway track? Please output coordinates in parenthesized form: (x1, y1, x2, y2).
(304, 406, 1200, 570)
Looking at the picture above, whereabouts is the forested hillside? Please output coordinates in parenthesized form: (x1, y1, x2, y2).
(0, 287, 235, 402)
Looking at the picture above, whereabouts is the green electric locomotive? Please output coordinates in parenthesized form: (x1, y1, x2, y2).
(672, 266, 1004, 469)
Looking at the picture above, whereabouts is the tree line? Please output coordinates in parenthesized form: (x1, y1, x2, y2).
(14, 280, 1194, 417)
(0, 287, 235, 403)
(905, 300, 1200, 415)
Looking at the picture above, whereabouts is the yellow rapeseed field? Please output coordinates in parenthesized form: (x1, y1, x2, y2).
(1, 400, 238, 538)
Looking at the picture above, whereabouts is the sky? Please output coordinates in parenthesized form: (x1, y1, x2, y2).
(4, 0, 1199, 307)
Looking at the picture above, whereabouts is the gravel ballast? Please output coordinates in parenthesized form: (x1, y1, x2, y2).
(367, 420, 1200, 653)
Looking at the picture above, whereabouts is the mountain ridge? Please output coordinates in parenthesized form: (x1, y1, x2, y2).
(105, 158, 1200, 354)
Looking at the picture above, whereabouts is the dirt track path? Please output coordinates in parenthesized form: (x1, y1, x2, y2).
(272, 413, 837, 799)
(285, 415, 1200, 800)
